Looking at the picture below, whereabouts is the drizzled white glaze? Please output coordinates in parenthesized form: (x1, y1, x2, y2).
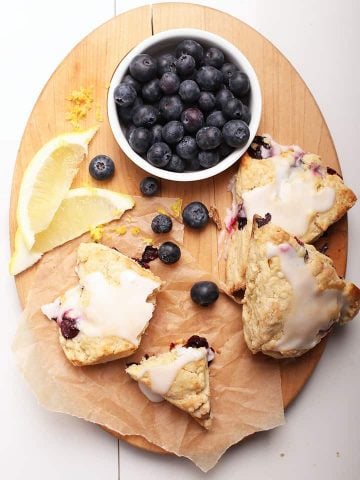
(267, 242, 343, 351)
(243, 156, 335, 236)
(137, 346, 207, 397)
(138, 382, 163, 402)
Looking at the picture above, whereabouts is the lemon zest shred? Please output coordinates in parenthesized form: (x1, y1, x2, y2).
(130, 227, 140, 236)
(66, 86, 94, 129)
(95, 104, 103, 122)
(89, 225, 104, 242)
(141, 237, 154, 246)
(115, 226, 127, 236)
(170, 198, 183, 218)
(156, 207, 167, 215)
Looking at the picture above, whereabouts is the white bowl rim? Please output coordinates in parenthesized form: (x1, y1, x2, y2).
(107, 27, 262, 182)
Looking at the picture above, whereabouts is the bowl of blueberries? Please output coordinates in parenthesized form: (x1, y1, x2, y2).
(108, 28, 262, 181)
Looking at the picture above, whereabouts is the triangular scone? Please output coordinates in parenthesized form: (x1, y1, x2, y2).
(126, 342, 212, 429)
(242, 218, 360, 358)
(226, 135, 357, 294)
(42, 243, 162, 366)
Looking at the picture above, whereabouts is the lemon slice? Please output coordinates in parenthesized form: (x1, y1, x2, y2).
(10, 187, 135, 275)
(16, 127, 98, 250)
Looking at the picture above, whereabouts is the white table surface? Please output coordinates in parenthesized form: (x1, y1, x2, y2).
(1, 1, 359, 478)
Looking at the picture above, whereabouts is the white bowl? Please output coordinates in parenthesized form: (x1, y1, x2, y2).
(107, 28, 262, 182)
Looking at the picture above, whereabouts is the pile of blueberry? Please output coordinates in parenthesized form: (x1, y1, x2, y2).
(114, 39, 251, 172)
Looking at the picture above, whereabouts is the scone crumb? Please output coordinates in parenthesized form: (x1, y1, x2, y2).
(89, 225, 104, 242)
(115, 226, 127, 236)
(170, 198, 183, 218)
(209, 206, 222, 230)
(130, 227, 141, 236)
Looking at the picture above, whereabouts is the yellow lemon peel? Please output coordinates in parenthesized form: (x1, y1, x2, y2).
(171, 198, 183, 218)
(89, 225, 104, 242)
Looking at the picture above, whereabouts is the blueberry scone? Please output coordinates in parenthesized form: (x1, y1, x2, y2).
(225, 135, 357, 294)
(42, 243, 162, 366)
(126, 336, 214, 429)
(242, 217, 360, 358)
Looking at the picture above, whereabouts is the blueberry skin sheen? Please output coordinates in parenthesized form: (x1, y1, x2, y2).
(182, 201, 209, 228)
(221, 63, 238, 87)
(222, 120, 250, 148)
(159, 95, 183, 121)
(157, 53, 177, 76)
(176, 54, 196, 77)
(215, 87, 234, 109)
(181, 107, 204, 134)
(129, 54, 157, 82)
(146, 142, 172, 168)
(132, 104, 159, 128)
(89, 155, 115, 180)
(179, 80, 201, 104)
(204, 47, 225, 69)
(126, 124, 136, 141)
(196, 66, 223, 92)
(176, 136, 199, 160)
(159, 72, 181, 95)
(158, 241, 181, 264)
(150, 124, 163, 144)
(198, 91, 216, 112)
(190, 281, 219, 306)
(175, 39, 204, 65)
(140, 176, 159, 196)
(196, 126, 222, 150)
(128, 127, 153, 154)
(142, 78, 162, 103)
(206, 111, 227, 129)
(151, 214, 173, 234)
(198, 150, 220, 169)
(122, 74, 141, 93)
(228, 71, 250, 97)
(223, 98, 245, 120)
(162, 121, 185, 145)
(166, 154, 185, 173)
(113, 83, 137, 107)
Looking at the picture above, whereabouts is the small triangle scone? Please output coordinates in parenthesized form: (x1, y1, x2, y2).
(126, 336, 214, 429)
(42, 243, 162, 366)
(225, 135, 357, 294)
(242, 217, 360, 358)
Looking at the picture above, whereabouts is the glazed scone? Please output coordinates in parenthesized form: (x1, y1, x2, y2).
(242, 218, 360, 358)
(225, 135, 357, 294)
(126, 336, 214, 429)
(41, 243, 162, 366)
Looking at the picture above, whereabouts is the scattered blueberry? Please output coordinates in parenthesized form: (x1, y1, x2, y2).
(176, 135, 199, 160)
(179, 79, 201, 104)
(89, 155, 115, 180)
(223, 98, 244, 120)
(150, 124, 163, 144)
(140, 176, 159, 196)
(190, 281, 219, 306)
(196, 126, 222, 150)
(129, 127, 153, 154)
(129, 54, 157, 82)
(182, 201, 209, 228)
(142, 78, 162, 103)
(162, 120, 184, 144)
(151, 214, 173, 233)
(122, 74, 141, 93)
(157, 53, 177, 76)
(176, 54, 196, 77)
(196, 66, 223, 91)
(114, 83, 137, 107)
(176, 39, 204, 65)
(132, 104, 159, 127)
(222, 120, 250, 148)
(181, 107, 204, 133)
(198, 91, 216, 112)
(228, 71, 250, 97)
(167, 154, 185, 173)
(60, 316, 80, 339)
(184, 335, 209, 349)
(159, 72, 180, 95)
(221, 63, 237, 86)
(215, 87, 234, 109)
(158, 241, 181, 264)
(198, 150, 220, 168)
(159, 95, 183, 120)
(204, 47, 225, 68)
(206, 110, 227, 128)
(146, 142, 172, 167)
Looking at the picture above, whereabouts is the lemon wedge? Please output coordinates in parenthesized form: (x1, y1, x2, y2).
(16, 127, 98, 250)
(10, 187, 135, 275)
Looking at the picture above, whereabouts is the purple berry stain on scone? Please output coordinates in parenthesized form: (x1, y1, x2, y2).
(59, 312, 80, 339)
(248, 135, 271, 159)
(133, 245, 159, 269)
(326, 166, 343, 179)
(255, 213, 271, 228)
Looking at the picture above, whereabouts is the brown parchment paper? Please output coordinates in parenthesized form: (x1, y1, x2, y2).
(12, 196, 284, 472)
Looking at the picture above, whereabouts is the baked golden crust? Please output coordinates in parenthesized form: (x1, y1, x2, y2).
(242, 220, 360, 358)
(126, 349, 212, 429)
(226, 150, 357, 294)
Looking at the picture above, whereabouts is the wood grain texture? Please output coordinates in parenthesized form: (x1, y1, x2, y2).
(9, 3, 348, 456)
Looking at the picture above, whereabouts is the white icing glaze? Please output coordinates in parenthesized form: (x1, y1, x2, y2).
(138, 346, 206, 397)
(266, 242, 343, 351)
(243, 156, 335, 236)
(138, 382, 163, 402)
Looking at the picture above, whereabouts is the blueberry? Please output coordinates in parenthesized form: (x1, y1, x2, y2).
(159, 72, 180, 95)
(196, 126, 222, 150)
(140, 176, 159, 196)
(150, 124, 163, 144)
(218, 142, 233, 158)
(158, 241, 181, 264)
(89, 155, 115, 180)
(126, 124, 136, 141)
(196, 66, 223, 91)
(176, 39, 204, 65)
(223, 98, 244, 120)
(166, 154, 185, 173)
(198, 150, 220, 168)
(132, 104, 159, 127)
(157, 53, 177, 76)
(151, 214, 173, 233)
(114, 83, 137, 107)
(142, 78, 162, 103)
(206, 110, 227, 128)
(159, 95, 183, 121)
(182, 201, 209, 228)
(176, 54, 196, 77)
(129, 127, 153, 154)
(241, 104, 251, 124)
(116, 97, 142, 124)
(221, 63, 238, 86)
(179, 79, 201, 104)
(222, 120, 250, 148)
(190, 281, 219, 306)
(181, 107, 204, 133)
(228, 71, 250, 97)
(129, 54, 157, 82)
(60, 316, 80, 339)
(204, 47, 225, 68)
(215, 87, 234, 109)
(176, 136, 199, 160)
(186, 156, 201, 171)
(162, 121, 184, 144)
(198, 91, 216, 112)
(146, 142, 172, 168)
(122, 74, 141, 93)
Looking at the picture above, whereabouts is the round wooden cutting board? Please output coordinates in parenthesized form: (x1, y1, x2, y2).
(9, 3, 348, 455)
